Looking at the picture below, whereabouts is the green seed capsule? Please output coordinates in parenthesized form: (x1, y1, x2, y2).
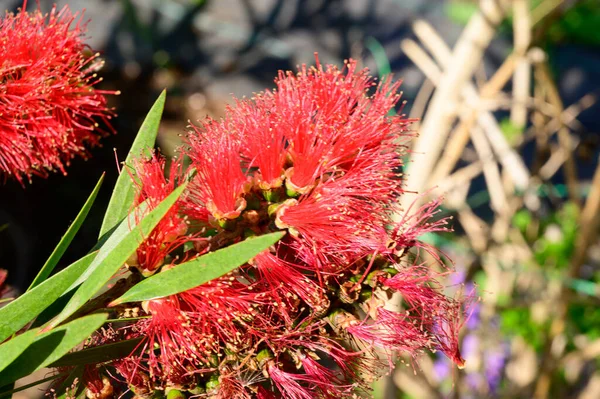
(166, 389, 186, 399)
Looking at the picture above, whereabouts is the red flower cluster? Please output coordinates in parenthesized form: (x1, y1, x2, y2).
(77, 58, 467, 398)
(0, 269, 9, 299)
(0, 1, 116, 183)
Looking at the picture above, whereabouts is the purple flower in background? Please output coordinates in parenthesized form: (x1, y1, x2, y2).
(485, 345, 508, 394)
(433, 357, 451, 382)
(465, 294, 480, 329)
(462, 333, 479, 359)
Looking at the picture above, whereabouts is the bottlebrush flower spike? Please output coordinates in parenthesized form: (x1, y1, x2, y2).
(0, 1, 117, 183)
(346, 308, 432, 356)
(185, 118, 248, 221)
(0, 269, 7, 291)
(273, 58, 408, 193)
(133, 297, 204, 385)
(51, 57, 470, 399)
(267, 363, 314, 399)
(129, 154, 189, 274)
(253, 252, 328, 322)
(0, 268, 11, 300)
(233, 96, 287, 189)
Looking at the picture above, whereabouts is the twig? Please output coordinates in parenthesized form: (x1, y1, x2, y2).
(571, 161, 600, 277)
(469, 126, 508, 214)
(531, 66, 551, 176)
(397, 0, 510, 214)
(408, 78, 436, 128)
(435, 162, 483, 198)
(411, 21, 530, 191)
(458, 206, 489, 254)
(531, 0, 565, 26)
(511, 0, 531, 127)
(539, 137, 581, 180)
(535, 61, 580, 206)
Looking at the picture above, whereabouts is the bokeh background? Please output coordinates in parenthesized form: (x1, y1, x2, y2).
(1, 0, 599, 398)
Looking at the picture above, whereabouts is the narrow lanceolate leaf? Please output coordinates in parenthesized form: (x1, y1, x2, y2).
(49, 337, 143, 367)
(0, 252, 96, 343)
(113, 232, 285, 304)
(68, 201, 149, 292)
(99, 90, 166, 239)
(0, 373, 68, 399)
(0, 314, 107, 386)
(0, 330, 38, 372)
(28, 174, 104, 291)
(48, 184, 186, 329)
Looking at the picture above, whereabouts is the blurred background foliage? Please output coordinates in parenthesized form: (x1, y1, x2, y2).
(0, 0, 599, 398)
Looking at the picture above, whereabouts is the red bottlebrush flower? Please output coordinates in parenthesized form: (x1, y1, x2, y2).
(0, 269, 7, 294)
(177, 277, 276, 342)
(234, 97, 287, 189)
(276, 149, 401, 268)
(273, 58, 408, 192)
(346, 308, 431, 357)
(253, 252, 328, 321)
(432, 291, 472, 368)
(185, 118, 247, 220)
(297, 353, 356, 398)
(132, 297, 204, 384)
(257, 386, 278, 399)
(383, 268, 470, 368)
(0, 1, 117, 183)
(112, 359, 153, 394)
(0, 269, 14, 303)
(129, 154, 188, 274)
(217, 369, 266, 399)
(83, 366, 113, 399)
(388, 198, 452, 260)
(94, 56, 469, 398)
(382, 265, 446, 309)
(268, 363, 313, 399)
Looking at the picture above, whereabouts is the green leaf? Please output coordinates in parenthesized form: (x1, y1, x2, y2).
(568, 278, 599, 297)
(113, 232, 284, 304)
(49, 337, 143, 367)
(364, 36, 395, 116)
(445, 1, 479, 25)
(0, 373, 66, 399)
(0, 313, 107, 386)
(28, 175, 104, 291)
(68, 201, 149, 292)
(48, 184, 186, 329)
(0, 330, 38, 372)
(31, 287, 78, 328)
(0, 252, 96, 343)
(99, 90, 166, 239)
(365, 36, 392, 78)
(499, 118, 524, 145)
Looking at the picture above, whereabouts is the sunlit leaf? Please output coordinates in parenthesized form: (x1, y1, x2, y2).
(113, 232, 284, 304)
(0, 253, 96, 343)
(47, 184, 186, 329)
(0, 330, 38, 372)
(99, 90, 166, 239)
(0, 314, 107, 386)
